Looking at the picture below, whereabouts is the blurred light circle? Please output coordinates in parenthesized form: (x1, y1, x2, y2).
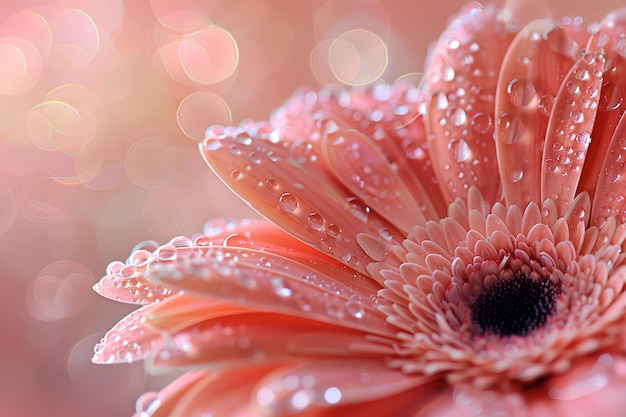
(125, 136, 174, 188)
(329, 29, 388, 86)
(179, 24, 239, 85)
(177, 92, 232, 140)
(0, 37, 42, 95)
(25, 260, 95, 321)
(150, 0, 210, 32)
(27, 100, 88, 152)
(310, 39, 335, 85)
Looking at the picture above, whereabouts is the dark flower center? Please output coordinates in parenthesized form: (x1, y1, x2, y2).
(471, 273, 558, 337)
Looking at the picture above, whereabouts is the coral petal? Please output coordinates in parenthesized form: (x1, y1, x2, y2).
(542, 50, 603, 215)
(200, 123, 404, 276)
(151, 313, 382, 369)
(92, 304, 159, 364)
(579, 9, 626, 199)
(496, 21, 577, 208)
(592, 112, 626, 226)
(147, 246, 392, 337)
(322, 127, 428, 233)
(425, 4, 516, 204)
(251, 359, 424, 415)
(170, 366, 278, 417)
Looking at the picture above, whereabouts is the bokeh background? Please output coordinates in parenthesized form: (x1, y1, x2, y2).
(0, 0, 623, 416)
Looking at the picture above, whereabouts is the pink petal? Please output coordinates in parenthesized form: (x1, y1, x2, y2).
(150, 312, 391, 369)
(495, 21, 577, 209)
(322, 125, 427, 233)
(168, 365, 278, 417)
(250, 359, 425, 416)
(425, 3, 516, 205)
(579, 9, 626, 199)
(591, 112, 626, 226)
(201, 122, 404, 276)
(92, 303, 160, 364)
(542, 49, 603, 216)
(147, 246, 392, 336)
(139, 371, 208, 417)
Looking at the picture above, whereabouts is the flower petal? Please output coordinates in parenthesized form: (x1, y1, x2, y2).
(150, 312, 392, 369)
(322, 126, 427, 233)
(147, 246, 392, 336)
(496, 21, 577, 208)
(200, 122, 404, 276)
(542, 49, 603, 216)
(592, 110, 626, 226)
(168, 365, 278, 417)
(579, 9, 626, 199)
(250, 359, 425, 416)
(425, 3, 516, 204)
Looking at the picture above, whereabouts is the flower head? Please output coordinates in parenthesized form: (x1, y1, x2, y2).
(94, 3, 626, 416)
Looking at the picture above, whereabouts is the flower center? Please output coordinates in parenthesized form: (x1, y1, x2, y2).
(471, 272, 558, 337)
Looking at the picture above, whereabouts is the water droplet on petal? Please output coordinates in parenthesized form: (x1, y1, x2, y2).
(497, 112, 522, 145)
(599, 81, 623, 111)
(470, 112, 492, 134)
(345, 298, 365, 319)
(447, 107, 467, 127)
(507, 78, 536, 107)
(279, 193, 299, 212)
(307, 213, 325, 230)
(450, 138, 471, 162)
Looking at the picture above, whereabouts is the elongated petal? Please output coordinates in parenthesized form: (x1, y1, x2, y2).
(496, 21, 577, 208)
(322, 126, 426, 233)
(541, 49, 603, 215)
(148, 246, 392, 336)
(592, 112, 626, 226)
(201, 123, 404, 276)
(579, 9, 626, 199)
(425, 3, 516, 204)
(251, 359, 425, 416)
(150, 313, 390, 369)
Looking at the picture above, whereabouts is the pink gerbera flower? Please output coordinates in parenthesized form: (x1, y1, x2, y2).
(94, 3, 626, 416)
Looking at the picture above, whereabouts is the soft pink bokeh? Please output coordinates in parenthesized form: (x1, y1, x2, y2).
(0, 1, 623, 416)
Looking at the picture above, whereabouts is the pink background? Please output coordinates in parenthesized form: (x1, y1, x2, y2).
(0, 0, 622, 416)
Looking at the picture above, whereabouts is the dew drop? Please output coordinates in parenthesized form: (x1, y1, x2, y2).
(345, 298, 365, 319)
(507, 78, 536, 107)
(157, 245, 177, 261)
(497, 113, 522, 145)
(307, 213, 325, 230)
(618, 39, 626, 58)
(279, 193, 299, 212)
(442, 66, 455, 82)
(607, 164, 622, 184)
(470, 112, 492, 134)
(573, 66, 589, 81)
(323, 387, 342, 404)
(570, 110, 584, 124)
(270, 277, 293, 298)
(448, 107, 467, 127)
(433, 91, 449, 110)
(538, 95, 554, 117)
(599, 81, 623, 111)
(450, 138, 471, 162)
(508, 168, 524, 183)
